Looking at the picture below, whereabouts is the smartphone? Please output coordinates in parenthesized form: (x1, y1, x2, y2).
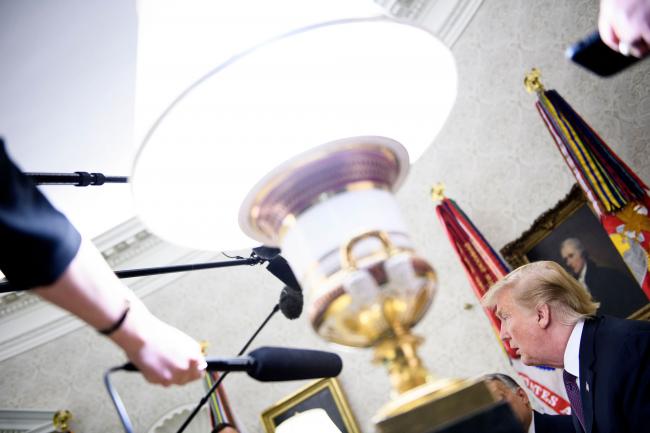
(566, 31, 640, 77)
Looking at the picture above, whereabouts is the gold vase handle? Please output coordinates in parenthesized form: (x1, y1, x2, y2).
(341, 230, 395, 270)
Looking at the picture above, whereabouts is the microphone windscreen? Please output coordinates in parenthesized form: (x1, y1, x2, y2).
(279, 286, 303, 319)
(248, 347, 342, 382)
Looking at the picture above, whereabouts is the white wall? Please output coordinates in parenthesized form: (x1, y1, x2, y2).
(0, 0, 137, 239)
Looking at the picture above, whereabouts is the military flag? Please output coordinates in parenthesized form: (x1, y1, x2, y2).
(204, 371, 242, 432)
(526, 68, 650, 301)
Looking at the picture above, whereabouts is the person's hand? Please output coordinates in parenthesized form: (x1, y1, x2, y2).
(32, 239, 206, 386)
(599, 0, 650, 57)
(110, 300, 207, 386)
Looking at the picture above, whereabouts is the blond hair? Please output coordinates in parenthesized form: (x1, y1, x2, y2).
(482, 261, 599, 324)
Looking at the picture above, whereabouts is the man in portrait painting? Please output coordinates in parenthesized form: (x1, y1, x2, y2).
(559, 237, 647, 317)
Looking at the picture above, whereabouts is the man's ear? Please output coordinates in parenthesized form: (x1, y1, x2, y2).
(536, 303, 550, 329)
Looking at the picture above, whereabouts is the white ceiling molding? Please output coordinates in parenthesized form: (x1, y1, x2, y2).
(0, 218, 222, 362)
(0, 409, 56, 433)
(375, 0, 484, 46)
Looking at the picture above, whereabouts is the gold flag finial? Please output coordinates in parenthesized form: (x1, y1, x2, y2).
(524, 68, 545, 94)
(53, 410, 73, 432)
(431, 182, 446, 202)
(200, 340, 209, 355)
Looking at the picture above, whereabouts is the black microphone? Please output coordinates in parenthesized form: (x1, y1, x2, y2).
(207, 346, 342, 381)
(279, 285, 303, 319)
(121, 346, 342, 382)
(265, 254, 302, 292)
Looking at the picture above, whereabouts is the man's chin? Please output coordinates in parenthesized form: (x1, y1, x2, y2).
(520, 354, 539, 366)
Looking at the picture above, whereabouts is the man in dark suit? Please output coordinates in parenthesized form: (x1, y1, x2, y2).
(560, 237, 647, 318)
(482, 260, 650, 433)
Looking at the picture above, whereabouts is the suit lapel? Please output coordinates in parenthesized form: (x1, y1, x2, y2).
(579, 318, 599, 433)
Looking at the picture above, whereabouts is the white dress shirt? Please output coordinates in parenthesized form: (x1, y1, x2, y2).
(564, 319, 585, 389)
(528, 416, 536, 433)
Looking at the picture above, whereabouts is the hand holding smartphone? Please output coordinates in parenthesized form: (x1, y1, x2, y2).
(566, 31, 641, 77)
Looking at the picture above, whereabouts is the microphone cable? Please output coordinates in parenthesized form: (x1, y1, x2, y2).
(175, 303, 280, 433)
(104, 303, 281, 433)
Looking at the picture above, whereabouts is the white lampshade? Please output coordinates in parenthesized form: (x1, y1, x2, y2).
(132, 9, 457, 251)
(275, 409, 342, 433)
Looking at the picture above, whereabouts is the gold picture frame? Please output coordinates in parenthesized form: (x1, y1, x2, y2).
(500, 184, 650, 320)
(260, 378, 361, 433)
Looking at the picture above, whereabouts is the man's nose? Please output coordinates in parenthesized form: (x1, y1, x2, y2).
(499, 323, 509, 340)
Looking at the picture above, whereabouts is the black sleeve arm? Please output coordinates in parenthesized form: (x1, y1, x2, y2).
(533, 410, 576, 433)
(0, 139, 81, 290)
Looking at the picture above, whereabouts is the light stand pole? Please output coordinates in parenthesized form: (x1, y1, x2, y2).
(25, 172, 128, 186)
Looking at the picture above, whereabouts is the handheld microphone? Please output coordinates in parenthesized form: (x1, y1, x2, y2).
(121, 347, 342, 381)
(243, 346, 342, 381)
(106, 266, 308, 433)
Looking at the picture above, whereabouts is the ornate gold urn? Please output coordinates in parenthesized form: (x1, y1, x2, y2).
(240, 136, 496, 432)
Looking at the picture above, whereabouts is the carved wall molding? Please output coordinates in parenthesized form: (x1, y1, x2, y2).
(374, 0, 485, 46)
(0, 409, 57, 433)
(97, 219, 163, 269)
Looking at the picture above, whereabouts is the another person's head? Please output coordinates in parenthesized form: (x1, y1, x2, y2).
(484, 373, 532, 430)
(482, 261, 599, 367)
(560, 238, 587, 276)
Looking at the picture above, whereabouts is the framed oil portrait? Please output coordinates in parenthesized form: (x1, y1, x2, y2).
(260, 378, 360, 433)
(501, 184, 650, 320)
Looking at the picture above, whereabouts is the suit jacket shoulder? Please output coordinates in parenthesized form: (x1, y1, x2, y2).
(579, 316, 650, 433)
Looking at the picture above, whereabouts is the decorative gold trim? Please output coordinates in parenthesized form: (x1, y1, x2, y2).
(500, 184, 650, 321)
(341, 230, 396, 271)
(239, 136, 409, 245)
(308, 254, 435, 344)
(524, 68, 544, 94)
(248, 141, 401, 238)
(276, 181, 390, 242)
(430, 183, 446, 202)
(199, 340, 209, 355)
(53, 409, 73, 432)
(260, 378, 361, 433)
(373, 379, 497, 433)
(300, 231, 413, 288)
(501, 185, 586, 268)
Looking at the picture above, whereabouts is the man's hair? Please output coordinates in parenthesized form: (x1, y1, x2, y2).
(483, 373, 521, 392)
(482, 261, 599, 324)
(560, 237, 587, 259)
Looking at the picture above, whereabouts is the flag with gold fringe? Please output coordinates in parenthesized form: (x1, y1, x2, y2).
(434, 192, 570, 415)
(526, 68, 650, 302)
(204, 371, 242, 432)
